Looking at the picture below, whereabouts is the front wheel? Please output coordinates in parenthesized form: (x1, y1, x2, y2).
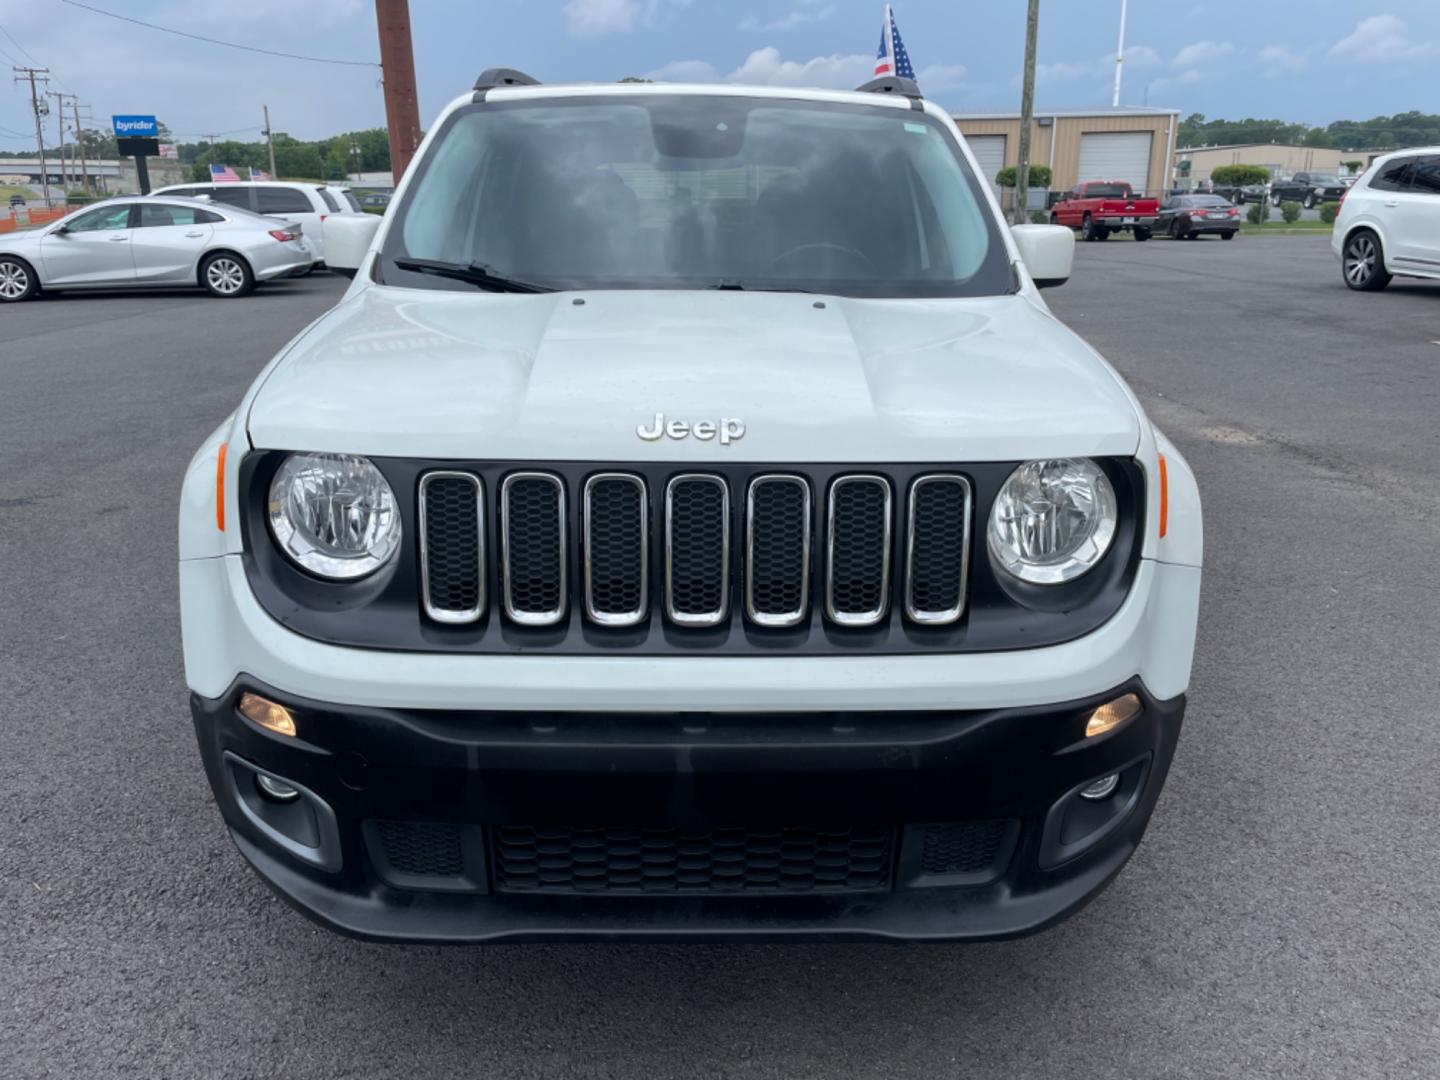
(1303, 194, 1316, 210)
(1272, 190, 1283, 207)
(201, 252, 255, 298)
(1049, 213, 1060, 226)
(1234, 192, 1245, 205)
(1169, 219, 1184, 241)
(1221, 231, 1235, 240)
(1133, 226, 1152, 242)
(1342, 230, 1392, 291)
(0, 255, 38, 302)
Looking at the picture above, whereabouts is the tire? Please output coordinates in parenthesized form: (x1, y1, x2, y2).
(1342, 230, 1392, 292)
(1082, 214, 1098, 241)
(0, 255, 38, 302)
(1303, 193, 1316, 210)
(1234, 192, 1245, 205)
(1221, 230, 1235, 240)
(1049, 213, 1060, 226)
(1272, 190, 1283, 207)
(200, 252, 254, 298)
(1133, 226, 1152, 242)
(1169, 219, 1184, 241)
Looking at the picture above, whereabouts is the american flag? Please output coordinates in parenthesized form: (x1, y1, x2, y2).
(210, 163, 240, 182)
(873, 4, 914, 79)
(250, 168, 272, 181)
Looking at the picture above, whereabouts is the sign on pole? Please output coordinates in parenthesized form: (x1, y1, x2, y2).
(112, 115, 159, 138)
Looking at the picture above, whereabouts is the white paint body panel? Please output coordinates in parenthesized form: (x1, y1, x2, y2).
(178, 80, 1203, 712)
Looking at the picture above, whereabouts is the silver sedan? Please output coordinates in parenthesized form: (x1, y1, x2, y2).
(0, 195, 314, 302)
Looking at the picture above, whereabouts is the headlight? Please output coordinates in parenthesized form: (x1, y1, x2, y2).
(987, 458, 1117, 584)
(268, 453, 401, 580)
(1313, 186, 1324, 194)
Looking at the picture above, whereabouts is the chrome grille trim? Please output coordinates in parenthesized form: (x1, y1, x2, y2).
(745, 474, 812, 628)
(904, 474, 973, 626)
(825, 474, 892, 627)
(582, 472, 649, 627)
(664, 474, 730, 627)
(418, 470, 485, 625)
(500, 471, 567, 627)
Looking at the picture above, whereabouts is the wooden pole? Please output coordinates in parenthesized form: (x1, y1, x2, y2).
(1015, 0, 1039, 224)
(263, 105, 278, 178)
(374, 0, 422, 183)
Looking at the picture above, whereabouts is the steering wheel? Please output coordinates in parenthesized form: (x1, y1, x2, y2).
(769, 242, 875, 272)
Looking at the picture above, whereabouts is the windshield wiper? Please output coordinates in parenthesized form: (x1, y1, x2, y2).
(709, 279, 818, 293)
(392, 258, 553, 293)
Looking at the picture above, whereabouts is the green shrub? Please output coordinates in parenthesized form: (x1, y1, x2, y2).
(1246, 202, 1266, 225)
(994, 164, 1052, 189)
(1280, 201, 1303, 224)
(1319, 202, 1338, 225)
(1210, 164, 1270, 187)
(1030, 209, 1049, 224)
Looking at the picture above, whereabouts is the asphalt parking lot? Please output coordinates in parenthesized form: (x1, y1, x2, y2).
(4, 236, 1438, 1078)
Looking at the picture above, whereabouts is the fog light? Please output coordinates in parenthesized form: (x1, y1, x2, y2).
(1080, 773, 1120, 801)
(239, 692, 297, 738)
(255, 773, 301, 803)
(1085, 693, 1141, 738)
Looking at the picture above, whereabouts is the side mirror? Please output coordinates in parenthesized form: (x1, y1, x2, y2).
(1010, 223, 1074, 290)
(322, 213, 383, 279)
(52, 224, 71, 236)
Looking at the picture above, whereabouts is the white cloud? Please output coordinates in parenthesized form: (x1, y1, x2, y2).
(1257, 44, 1307, 77)
(562, 0, 689, 37)
(740, 2, 836, 32)
(1037, 45, 1160, 83)
(727, 47, 874, 88)
(917, 64, 970, 92)
(1329, 15, 1438, 64)
(646, 58, 722, 82)
(1171, 41, 1235, 69)
(563, 0, 642, 37)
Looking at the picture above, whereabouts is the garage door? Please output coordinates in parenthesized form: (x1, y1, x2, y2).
(1077, 132, 1154, 196)
(965, 135, 1006, 198)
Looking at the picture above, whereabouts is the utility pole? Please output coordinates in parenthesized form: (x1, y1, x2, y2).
(1111, 0, 1128, 108)
(48, 91, 74, 190)
(262, 105, 278, 178)
(72, 98, 90, 192)
(13, 66, 52, 208)
(374, 0, 421, 182)
(1015, 0, 1040, 224)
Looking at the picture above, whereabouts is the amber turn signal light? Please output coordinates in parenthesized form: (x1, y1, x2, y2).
(238, 692, 297, 738)
(1085, 693, 1141, 738)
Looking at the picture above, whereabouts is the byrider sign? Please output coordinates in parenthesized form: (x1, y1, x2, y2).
(112, 115, 158, 138)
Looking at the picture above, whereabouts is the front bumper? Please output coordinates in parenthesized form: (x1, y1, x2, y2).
(193, 679, 1184, 943)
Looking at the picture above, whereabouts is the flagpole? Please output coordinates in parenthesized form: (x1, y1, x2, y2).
(1111, 0, 1128, 108)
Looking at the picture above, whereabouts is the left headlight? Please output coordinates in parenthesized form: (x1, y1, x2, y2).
(267, 453, 401, 580)
(987, 458, 1118, 585)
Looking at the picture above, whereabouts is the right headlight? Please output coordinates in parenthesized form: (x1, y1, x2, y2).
(987, 458, 1117, 585)
(267, 452, 401, 580)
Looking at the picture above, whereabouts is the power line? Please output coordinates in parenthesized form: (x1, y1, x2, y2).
(0, 20, 42, 65)
(59, 1, 380, 68)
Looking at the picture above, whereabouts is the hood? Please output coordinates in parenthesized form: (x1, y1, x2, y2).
(246, 286, 1141, 463)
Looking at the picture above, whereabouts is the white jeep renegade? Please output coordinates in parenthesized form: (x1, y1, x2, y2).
(178, 70, 1202, 942)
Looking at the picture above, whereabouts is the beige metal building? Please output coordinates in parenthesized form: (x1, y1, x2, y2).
(1173, 143, 1377, 185)
(953, 107, 1180, 204)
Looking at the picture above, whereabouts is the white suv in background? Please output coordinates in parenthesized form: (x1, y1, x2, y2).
(150, 181, 342, 265)
(1334, 148, 1440, 291)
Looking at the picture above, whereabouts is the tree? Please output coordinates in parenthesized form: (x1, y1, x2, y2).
(1210, 164, 1270, 187)
(1341, 159, 1363, 175)
(995, 164, 1052, 189)
(1303, 127, 1334, 147)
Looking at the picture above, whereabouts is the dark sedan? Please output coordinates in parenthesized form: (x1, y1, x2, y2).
(1270, 172, 1347, 208)
(1158, 195, 1241, 240)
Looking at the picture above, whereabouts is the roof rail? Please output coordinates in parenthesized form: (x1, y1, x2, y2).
(854, 75, 924, 110)
(473, 68, 541, 101)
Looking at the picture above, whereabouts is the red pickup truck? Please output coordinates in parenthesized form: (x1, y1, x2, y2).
(1050, 181, 1159, 242)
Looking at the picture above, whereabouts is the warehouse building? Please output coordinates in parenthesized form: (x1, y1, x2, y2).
(953, 107, 1181, 206)
(1173, 143, 1379, 186)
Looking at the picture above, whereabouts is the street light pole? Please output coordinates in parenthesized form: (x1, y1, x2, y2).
(1015, 0, 1040, 225)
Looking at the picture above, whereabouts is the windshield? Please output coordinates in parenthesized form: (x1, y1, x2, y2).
(1082, 183, 1132, 197)
(1186, 196, 1228, 206)
(381, 95, 1011, 297)
(1307, 175, 1341, 185)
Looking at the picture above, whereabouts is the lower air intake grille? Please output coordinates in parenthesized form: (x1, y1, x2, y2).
(494, 825, 895, 895)
(374, 820, 465, 878)
(919, 820, 1013, 877)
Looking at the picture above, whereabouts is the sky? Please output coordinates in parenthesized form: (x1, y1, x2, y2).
(2, 0, 1438, 146)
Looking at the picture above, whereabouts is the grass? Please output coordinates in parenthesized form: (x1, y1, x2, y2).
(1240, 221, 1335, 235)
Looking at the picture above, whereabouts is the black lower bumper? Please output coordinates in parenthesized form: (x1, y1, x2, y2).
(191, 679, 1183, 943)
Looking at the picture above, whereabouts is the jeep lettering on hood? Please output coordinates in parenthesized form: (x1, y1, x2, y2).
(637, 413, 745, 445)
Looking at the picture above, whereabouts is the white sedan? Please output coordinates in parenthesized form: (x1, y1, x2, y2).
(0, 195, 313, 302)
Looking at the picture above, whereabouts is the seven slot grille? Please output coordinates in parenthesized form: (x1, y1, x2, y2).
(419, 469, 972, 630)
